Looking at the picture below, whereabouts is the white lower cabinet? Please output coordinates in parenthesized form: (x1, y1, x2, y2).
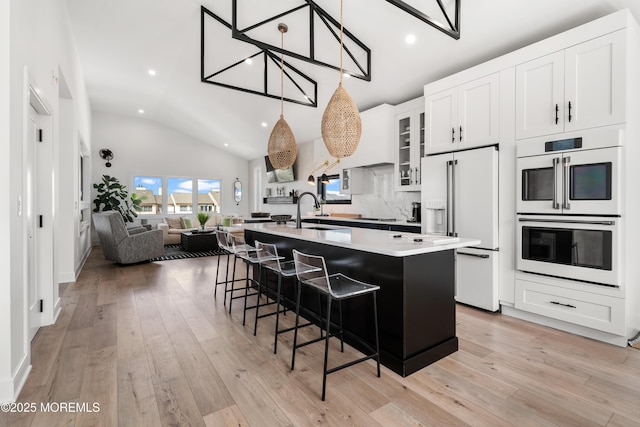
(515, 278, 625, 335)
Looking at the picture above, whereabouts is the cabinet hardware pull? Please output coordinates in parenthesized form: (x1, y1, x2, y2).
(568, 101, 572, 122)
(451, 127, 455, 143)
(550, 301, 576, 309)
(459, 126, 463, 142)
(555, 104, 559, 124)
(458, 252, 490, 259)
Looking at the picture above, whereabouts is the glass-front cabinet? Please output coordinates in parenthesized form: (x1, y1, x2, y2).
(395, 97, 424, 192)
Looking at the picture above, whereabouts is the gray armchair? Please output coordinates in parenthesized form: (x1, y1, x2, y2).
(93, 212, 164, 264)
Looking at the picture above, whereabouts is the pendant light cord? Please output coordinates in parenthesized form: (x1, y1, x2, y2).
(339, 0, 343, 85)
(280, 28, 284, 117)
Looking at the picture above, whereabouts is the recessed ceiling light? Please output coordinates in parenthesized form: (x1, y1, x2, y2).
(245, 58, 253, 64)
(224, 143, 229, 147)
(343, 73, 351, 78)
(138, 109, 144, 114)
(261, 122, 267, 127)
(405, 34, 417, 44)
(148, 69, 156, 76)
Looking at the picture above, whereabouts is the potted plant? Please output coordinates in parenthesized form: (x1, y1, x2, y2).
(92, 175, 146, 223)
(196, 212, 212, 231)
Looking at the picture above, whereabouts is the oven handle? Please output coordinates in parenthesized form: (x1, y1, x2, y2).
(518, 218, 616, 225)
(562, 156, 571, 210)
(552, 157, 560, 210)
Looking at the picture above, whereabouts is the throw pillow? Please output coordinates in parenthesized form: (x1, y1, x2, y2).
(180, 217, 193, 229)
(165, 217, 181, 229)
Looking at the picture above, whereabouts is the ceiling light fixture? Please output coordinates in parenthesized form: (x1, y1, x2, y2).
(405, 34, 416, 44)
(148, 69, 156, 76)
(261, 122, 267, 127)
(245, 58, 252, 64)
(267, 23, 297, 169)
(138, 109, 144, 114)
(321, 0, 362, 159)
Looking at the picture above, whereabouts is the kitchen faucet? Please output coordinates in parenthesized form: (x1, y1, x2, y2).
(296, 191, 320, 229)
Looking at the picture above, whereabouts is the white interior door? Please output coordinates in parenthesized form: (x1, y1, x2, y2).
(453, 146, 499, 249)
(26, 104, 39, 341)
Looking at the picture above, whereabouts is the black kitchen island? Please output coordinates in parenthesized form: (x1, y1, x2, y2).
(243, 223, 480, 376)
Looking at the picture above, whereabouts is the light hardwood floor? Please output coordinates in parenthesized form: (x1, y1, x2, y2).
(3, 247, 640, 427)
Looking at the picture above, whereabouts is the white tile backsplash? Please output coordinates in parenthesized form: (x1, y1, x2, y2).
(323, 164, 420, 220)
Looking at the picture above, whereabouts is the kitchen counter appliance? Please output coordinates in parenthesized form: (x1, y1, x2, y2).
(421, 145, 499, 311)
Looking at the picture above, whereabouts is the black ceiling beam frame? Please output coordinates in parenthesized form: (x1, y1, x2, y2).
(231, 0, 372, 82)
(385, 0, 461, 40)
(201, 6, 318, 108)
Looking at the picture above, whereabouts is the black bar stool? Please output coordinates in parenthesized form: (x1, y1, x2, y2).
(214, 230, 232, 302)
(227, 234, 260, 319)
(291, 249, 381, 401)
(253, 241, 316, 354)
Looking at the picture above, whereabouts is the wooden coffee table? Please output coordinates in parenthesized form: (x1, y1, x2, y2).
(180, 231, 219, 252)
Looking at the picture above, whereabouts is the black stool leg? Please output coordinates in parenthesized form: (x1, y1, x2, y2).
(244, 263, 259, 326)
(338, 300, 344, 352)
(228, 255, 238, 313)
(273, 273, 283, 353)
(223, 252, 231, 305)
(290, 280, 302, 371)
(253, 266, 266, 335)
(373, 292, 381, 377)
(322, 294, 332, 401)
(215, 251, 222, 297)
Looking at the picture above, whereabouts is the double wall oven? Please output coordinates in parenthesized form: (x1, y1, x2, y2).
(516, 126, 624, 288)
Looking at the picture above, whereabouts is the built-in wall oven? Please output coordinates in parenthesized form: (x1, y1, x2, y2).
(516, 126, 624, 287)
(517, 216, 621, 287)
(516, 126, 623, 216)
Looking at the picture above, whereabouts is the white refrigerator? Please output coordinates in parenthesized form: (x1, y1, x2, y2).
(421, 146, 499, 311)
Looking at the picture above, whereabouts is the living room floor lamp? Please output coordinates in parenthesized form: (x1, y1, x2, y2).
(267, 23, 297, 169)
(321, 0, 362, 159)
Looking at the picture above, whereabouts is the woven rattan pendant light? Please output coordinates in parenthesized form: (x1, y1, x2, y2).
(267, 23, 297, 169)
(321, 0, 361, 158)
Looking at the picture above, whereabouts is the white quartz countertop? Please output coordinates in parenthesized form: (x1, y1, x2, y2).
(243, 223, 480, 257)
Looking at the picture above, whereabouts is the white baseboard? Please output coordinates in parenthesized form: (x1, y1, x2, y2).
(74, 246, 92, 280)
(0, 354, 31, 403)
(502, 305, 628, 347)
(57, 271, 75, 283)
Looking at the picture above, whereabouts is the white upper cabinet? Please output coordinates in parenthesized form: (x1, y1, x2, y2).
(425, 73, 500, 154)
(394, 97, 424, 191)
(516, 30, 626, 139)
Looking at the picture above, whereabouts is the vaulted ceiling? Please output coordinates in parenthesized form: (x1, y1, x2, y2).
(64, 0, 640, 160)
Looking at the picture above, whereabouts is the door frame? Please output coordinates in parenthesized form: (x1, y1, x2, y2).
(23, 68, 52, 342)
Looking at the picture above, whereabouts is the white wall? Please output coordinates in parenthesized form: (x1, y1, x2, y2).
(90, 112, 251, 230)
(0, 0, 13, 404)
(2, 0, 92, 402)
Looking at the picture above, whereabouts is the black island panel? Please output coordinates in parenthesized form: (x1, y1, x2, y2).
(244, 228, 458, 376)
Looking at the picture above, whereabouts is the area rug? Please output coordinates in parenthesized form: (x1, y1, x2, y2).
(150, 244, 225, 262)
(630, 332, 640, 350)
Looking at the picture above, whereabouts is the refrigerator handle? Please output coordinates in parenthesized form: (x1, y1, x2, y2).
(452, 159, 458, 237)
(446, 160, 452, 236)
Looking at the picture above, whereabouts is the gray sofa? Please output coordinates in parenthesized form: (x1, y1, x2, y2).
(93, 212, 164, 264)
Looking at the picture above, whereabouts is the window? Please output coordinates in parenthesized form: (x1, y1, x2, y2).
(132, 176, 163, 215)
(197, 179, 221, 213)
(317, 174, 351, 204)
(133, 175, 222, 216)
